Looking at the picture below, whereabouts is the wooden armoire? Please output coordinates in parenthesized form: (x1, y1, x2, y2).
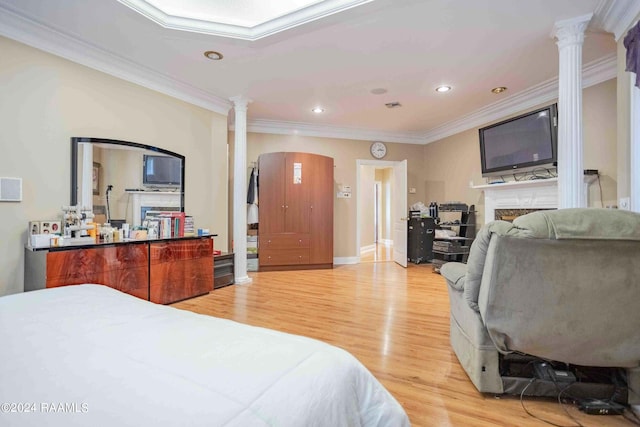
(258, 152, 333, 271)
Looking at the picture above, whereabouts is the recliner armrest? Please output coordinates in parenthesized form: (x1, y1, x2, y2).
(440, 262, 467, 292)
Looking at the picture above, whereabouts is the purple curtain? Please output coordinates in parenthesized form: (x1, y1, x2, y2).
(624, 21, 640, 89)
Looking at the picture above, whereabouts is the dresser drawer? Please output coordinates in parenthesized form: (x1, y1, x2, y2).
(149, 238, 213, 304)
(46, 244, 149, 299)
(260, 248, 310, 266)
(260, 234, 310, 249)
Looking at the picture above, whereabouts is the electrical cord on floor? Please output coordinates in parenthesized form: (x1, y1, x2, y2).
(519, 378, 584, 427)
(622, 383, 640, 425)
(559, 367, 640, 426)
(555, 382, 585, 427)
(597, 174, 604, 208)
(623, 410, 640, 426)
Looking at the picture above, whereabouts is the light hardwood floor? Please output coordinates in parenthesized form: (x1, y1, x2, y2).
(173, 262, 634, 426)
(360, 242, 393, 263)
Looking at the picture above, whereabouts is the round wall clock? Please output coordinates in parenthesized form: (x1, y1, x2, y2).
(370, 141, 387, 159)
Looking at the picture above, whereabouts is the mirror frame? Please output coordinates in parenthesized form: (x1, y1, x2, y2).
(70, 137, 185, 211)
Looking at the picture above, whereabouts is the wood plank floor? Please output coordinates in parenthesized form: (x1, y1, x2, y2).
(173, 262, 635, 426)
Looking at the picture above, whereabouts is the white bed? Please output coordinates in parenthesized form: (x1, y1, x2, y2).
(0, 285, 409, 427)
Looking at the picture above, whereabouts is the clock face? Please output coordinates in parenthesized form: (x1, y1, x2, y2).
(370, 142, 387, 159)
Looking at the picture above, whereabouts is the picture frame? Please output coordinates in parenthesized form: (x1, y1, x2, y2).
(93, 162, 101, 195)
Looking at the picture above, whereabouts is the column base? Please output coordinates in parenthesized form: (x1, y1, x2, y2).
(234, 275, 253, 285)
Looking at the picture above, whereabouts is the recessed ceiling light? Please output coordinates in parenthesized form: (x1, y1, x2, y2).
(204, 50, 223, 60)
(312, 107, 325, 113)
(491, 86, 507, 94)
(385, 102, 402, 109)
(435, 85, 452, 93)
(371, 88, 388, 95)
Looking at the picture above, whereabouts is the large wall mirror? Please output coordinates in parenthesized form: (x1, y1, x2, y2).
(71, 137, 185, 226)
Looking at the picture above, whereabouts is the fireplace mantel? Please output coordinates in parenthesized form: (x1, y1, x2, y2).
(473, 177, 594, 224)
(126, 190, 181, 226)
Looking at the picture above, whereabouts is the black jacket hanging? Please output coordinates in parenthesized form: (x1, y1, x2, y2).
(247, 167, 256, 204)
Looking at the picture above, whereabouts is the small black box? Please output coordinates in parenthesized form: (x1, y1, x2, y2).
(578, 400, 625, 415)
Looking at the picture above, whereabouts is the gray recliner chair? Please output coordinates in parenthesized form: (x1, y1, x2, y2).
(440, 208, 640, 405)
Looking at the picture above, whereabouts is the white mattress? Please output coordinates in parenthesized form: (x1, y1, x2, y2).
(0, 285, 409, 427)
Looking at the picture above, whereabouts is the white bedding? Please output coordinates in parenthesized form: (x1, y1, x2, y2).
(0, 285, 409, 427)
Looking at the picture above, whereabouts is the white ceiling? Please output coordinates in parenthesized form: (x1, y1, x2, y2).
(0, 0, 632, 144)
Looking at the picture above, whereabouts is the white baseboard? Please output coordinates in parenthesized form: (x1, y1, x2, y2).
(360, 244, 376, 254)
(378, 239, 393, 245)
(334, 256, 359, 265)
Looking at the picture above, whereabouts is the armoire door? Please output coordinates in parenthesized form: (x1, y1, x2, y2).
(309, 154, 334, 264)
(284, 152, 311, 233)
(258, 152, 286, 234)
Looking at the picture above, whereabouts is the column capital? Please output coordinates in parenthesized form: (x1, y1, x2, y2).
(229, 95, 253, 112)
(553, 13, 592, 48)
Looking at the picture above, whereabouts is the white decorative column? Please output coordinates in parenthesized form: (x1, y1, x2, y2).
(79, 143, 93, 210)
(230, 96, 252, 285)
(553, 13, 592, 208)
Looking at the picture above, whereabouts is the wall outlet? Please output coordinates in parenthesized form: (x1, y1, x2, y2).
(619, 197, 630, 210)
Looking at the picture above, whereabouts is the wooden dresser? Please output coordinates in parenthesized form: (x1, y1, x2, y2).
(25, 236, 214, 304)
(258, 152, 333, 271)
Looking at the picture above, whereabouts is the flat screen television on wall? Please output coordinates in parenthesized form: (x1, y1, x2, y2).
(143, 155, 182, 188)
(479, 104, 558, 178)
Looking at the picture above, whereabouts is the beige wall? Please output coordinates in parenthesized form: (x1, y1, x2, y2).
(359, 165, 376, 250)
(236, 132, 425, 259)
(376, 168, 393, 242)
(423, 79, 618, 225)
(0, 36, 229, 296)
(583, 78, 618, 207)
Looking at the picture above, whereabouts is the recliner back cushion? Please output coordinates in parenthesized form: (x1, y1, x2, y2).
(513, 208, 640, 240)
(464, 208, 640, 311)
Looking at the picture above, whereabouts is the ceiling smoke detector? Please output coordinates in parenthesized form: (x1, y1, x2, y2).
(385, 102, 402, 109)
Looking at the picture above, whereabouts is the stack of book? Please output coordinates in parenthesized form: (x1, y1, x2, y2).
(184, 216, 194, 237)
(144, 211, 186, 238)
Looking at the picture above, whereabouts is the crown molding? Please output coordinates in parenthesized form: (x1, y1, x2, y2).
(237, 119, 426, 145)
(118, 0, 373, 41)
(241, 54, 616, 145)
(0, 3, 232, 116)
(0, 1, 619, 145)
(421, 53, 617, 145)
(593, 0, 640, 41)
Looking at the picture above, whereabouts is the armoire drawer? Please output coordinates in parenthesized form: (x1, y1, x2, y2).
(260, 234, 310, 249)
(260, 248, 310, 266)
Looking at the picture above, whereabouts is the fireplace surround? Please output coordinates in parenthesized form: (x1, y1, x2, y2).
(473, 177, 594, 224)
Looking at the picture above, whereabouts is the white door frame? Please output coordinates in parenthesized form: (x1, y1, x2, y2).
(356, 159, 402, 263)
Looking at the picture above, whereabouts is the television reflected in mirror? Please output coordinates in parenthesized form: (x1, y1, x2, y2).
(70, 137, 185, 225)
(143, 154, 182, 188)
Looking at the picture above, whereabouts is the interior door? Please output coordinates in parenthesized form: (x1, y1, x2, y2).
(392, 159, 408, 267)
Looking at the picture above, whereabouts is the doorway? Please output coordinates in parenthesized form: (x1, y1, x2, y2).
(356, 159, 407, 265)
